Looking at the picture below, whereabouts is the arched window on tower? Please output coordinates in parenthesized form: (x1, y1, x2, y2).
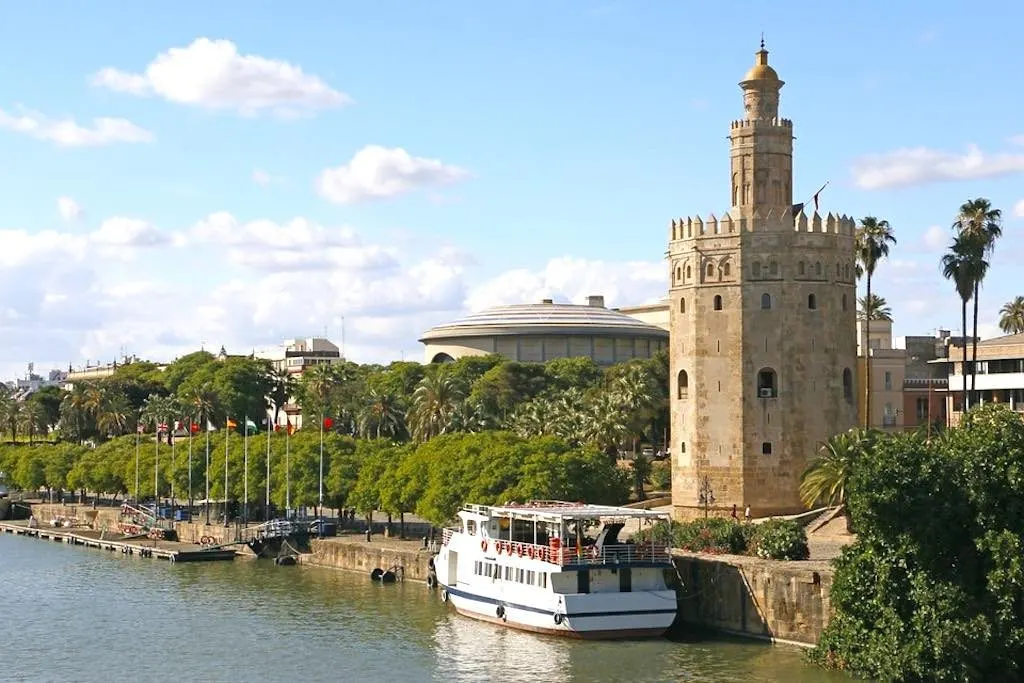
(679, 298, 686, 314)
(723, 262, 731, 277)
(815, 262, 822, 277)
(706, 263, 715, 279)
(677, 370, 689, 399)
(675, 266, 681, 283)
(842, 368, 853, 401)
(842, 294, 848, 311)
(769, 261, 779, 277)
(686, 265, 692, 280)
(713, 295, 723, 311)
(752, 262, 762, 278)
(808, 293, 817, 310)
(761, 293, 772, 310)
(757, 368, 778, 398)
(798, 261, 806, 276)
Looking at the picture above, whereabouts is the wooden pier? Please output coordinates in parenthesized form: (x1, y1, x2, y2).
(0, 520, 237, 563)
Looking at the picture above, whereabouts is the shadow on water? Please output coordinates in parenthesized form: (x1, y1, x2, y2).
(2, 535, 852, 682)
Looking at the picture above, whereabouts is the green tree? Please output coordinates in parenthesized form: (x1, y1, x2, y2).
(357, 389, 404, 439)
(856, 293, 892, 322)
(855, 216, 896, 428)
(813, 405, 1024, 680)
(543, 357, 604, 394)
(799, 428, 878, 528)
(942, 233, 985, 412)
(952, 198, 1003, 408)
(266, 367, 296, 427)
(212, 357, 273, 423)
(998, 295, 1024, 335)
(407, 371, 465, 442)
(29, 385, 63, 433)
(162, 350, 216, 393)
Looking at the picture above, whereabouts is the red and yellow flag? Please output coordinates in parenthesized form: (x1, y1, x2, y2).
(226, 418, 238, 429)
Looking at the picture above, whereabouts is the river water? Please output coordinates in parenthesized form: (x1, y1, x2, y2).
(1, 534, 848, 682)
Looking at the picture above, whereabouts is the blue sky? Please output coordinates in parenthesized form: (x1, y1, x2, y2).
(1, 1, 1022, 379)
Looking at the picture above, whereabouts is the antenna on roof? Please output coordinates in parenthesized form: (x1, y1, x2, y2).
(760, 32, 765, 50)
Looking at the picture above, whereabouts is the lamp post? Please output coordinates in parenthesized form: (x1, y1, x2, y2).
(697, 474, 715, 519)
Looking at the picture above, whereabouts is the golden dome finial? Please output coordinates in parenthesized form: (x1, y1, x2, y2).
(741, 39, 781, 85)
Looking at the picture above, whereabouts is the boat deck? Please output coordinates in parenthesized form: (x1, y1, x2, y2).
(0, 520, 237, 562)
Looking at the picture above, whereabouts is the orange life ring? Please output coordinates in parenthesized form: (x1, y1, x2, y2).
(517, 544, 524, 557)
(481, 539, 488, 552)
(496, 541, 503, 554)
(527, 546, 535, 559)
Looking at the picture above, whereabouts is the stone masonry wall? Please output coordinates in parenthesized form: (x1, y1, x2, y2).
(299, 538, 435, 582)
(672, 551, 832, 646)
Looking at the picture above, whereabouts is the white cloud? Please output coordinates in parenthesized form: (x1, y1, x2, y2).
(317, 145, 470, 204)
(851, 143, 1024, 190)
(1009, 135, 1024, 146)
(89, 217, 169, 248)
(465, 256, 667, 312)
(1014, 199, 1024, 218)
(0, 107, 153, 147)
(57, 197, 83, 223)
(252, 169, 271, 186)
(91, 38, 351, 117)
(921, 225, 947, 250)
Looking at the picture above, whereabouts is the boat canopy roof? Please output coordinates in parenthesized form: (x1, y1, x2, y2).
(459, 500, 670, 524)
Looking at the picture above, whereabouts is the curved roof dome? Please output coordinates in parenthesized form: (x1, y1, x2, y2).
(420, 299, 668, 342)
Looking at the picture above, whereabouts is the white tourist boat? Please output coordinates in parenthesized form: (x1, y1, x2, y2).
(433, 500, 678, 639)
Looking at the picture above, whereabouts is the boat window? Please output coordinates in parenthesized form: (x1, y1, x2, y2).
(527, 570, 536, 585)
(517, 568, 524, 583)
(466, 520, 477, 535)
(540, 573, 548, 589)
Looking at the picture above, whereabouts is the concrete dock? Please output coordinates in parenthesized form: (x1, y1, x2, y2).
(0, 520, 237, 563)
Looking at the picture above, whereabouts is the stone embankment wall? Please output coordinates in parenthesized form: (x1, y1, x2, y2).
(672, 551, 833, 647)
(299, 538, 436, 582)
(31, 503, 121, 529)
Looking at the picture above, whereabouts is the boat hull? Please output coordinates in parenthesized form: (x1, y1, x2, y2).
(440, 583, 676, 640)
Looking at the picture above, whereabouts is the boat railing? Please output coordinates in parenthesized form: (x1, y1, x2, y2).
(488, 539, 671, 566)
(442, 528, 454, 545)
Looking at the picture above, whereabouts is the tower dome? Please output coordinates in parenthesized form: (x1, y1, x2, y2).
(740, 43, 783, 87)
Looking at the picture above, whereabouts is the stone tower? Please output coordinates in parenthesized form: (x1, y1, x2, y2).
(668, 45, 858, 519)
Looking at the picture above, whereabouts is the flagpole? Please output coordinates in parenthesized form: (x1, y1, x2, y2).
(243, 415, 249, 525)
(265, 413, 271, 521)
(224, 422, 230, 525)
(318, 411, 324, 537)
(134, 426, 140, 501)
(204, 417, 211, 525)
(170, 427, 176, 513)
(285, 422, 291, 512)
(153, 419, 159, 522)
(187, 419, 194, 512)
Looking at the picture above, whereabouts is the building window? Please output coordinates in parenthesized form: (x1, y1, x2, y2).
(706, 263, 715, 278)
(713, 295, 723, 310)
(757, 368, 778, 398)
(884, 371, 892, 391)
(808, 293, 817, 310)
(753, 262, 762, 278)
(679, 442, 686, 454)
(916, 397, 929, 421)
(798, 261, 805, 276)
(883, 403, 896, 426)
(761, 293, 772, 310)
(675, 267, 681, 283)
(842, 294, 848, 311)
(723, 262, 731, 277)
(677, 370, 689, 399)
(679, 298, 685, 314)
(815, 262, 822, 277)
(842, 368, 853, 401)
(686, 265, 692, 280)
(762, 442, 772, 455)
(769, 261, 779, 276)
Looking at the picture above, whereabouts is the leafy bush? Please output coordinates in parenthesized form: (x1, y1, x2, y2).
(748, 519, 809, 560)
(649, 461, 672, 491)
(638, 518, 747, 555)
(811, 405, 1024, 680)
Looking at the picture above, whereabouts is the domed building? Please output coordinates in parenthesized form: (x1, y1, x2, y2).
(420, 295, 669, 365)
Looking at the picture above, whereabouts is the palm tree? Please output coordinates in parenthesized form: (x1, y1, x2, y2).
(942, 233, 986, 412)
(952, 198, 1003, 406)
(0, 396, 22, 442)
(581, 392, 630, 460)
(799, 428, 879, 529)
(60, 384, 91, 443)
(19, 401, 47, 444)
(266, 367, 296, 428)
(357, 389, 404, 439)
(855, 217, 897, 428)
(302, 363, 339, 422)
(96, 390, 130, 438)
(856, 294, 893, 322)
(999, 296, 1024, 335)
(406, 371, 465, 442)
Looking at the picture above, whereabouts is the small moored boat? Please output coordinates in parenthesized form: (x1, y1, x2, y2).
(433, 501, 678, 639)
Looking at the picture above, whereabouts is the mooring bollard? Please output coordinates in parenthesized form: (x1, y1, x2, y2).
(365, 529, 372, 542)
(422, 536, 428, 549)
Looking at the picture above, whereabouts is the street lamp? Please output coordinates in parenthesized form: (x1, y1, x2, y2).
(697, 474, 715, 519)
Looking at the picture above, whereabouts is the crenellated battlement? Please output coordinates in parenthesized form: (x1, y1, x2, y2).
(729, 118, 792, 131)
(669, 209, 855, 241)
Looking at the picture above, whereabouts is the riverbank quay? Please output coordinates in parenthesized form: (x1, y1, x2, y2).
(0, 519, 237, 562)
(298, 534, 436, 581)
(672, 551, 832, 647)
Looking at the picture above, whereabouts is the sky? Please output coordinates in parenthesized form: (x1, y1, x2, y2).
(1, 1, 1022, 381)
